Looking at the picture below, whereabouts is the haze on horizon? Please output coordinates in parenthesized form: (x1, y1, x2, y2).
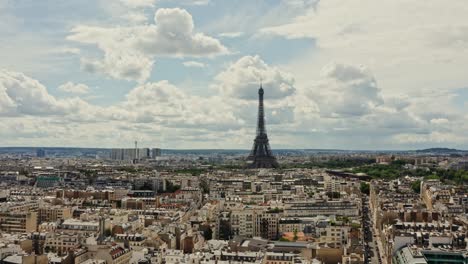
(1, 0, 468, 150)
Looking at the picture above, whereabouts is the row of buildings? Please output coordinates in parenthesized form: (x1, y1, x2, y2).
(369, 178, 467, 264)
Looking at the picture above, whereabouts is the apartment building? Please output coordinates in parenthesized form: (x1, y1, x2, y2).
(44, 232, 81, 256)
(264, 252, 296, 264)
(0, 212, 37, 233)
(255, 211, 281, 240)
(284, 200, 359, 217)
(84, 245, 132, 264)
(230, 207, 256, 238)
(38, 206, 72, 223)
(316, 225, 349, 247)
(278, 218, 306, 234)
(59, 219, 100, 236)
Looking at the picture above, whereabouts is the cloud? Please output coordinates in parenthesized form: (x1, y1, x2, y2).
(0, 68, 247, 147)
(430, 118, 450, 126)
(54, 47, 81, 55)
(0, 69, 64, 116)
(1, 61, 467, 149)
(160, 0, 211, 6)
(284, 60, 468, 147)
(126, 80, 186, 107)
(68, 8, 228, 82)
(123, 81, 244, 129)
(263, 0, 468, 95)
(392, 132, 467, 145)
(281, 0, 318, 8)
(203, 0, 317, 38)
(122, 12, 149, 24)
(58, 82, 90, 95)
(79, 52, 154, 83)
(215, 55, 296, 100)
(119, 0, 155, 8)
(307, 63, 383, 118)
(186, 0, 211, 5)
(219, 32, 244, 38)
(182, 61, 205, 68)
(0, 69, 99, 121)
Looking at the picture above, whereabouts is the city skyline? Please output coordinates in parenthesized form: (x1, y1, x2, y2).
(2, 1, 468, 150)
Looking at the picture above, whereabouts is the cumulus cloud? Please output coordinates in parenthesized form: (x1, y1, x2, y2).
(126, 80, 186, 107)
(2, 56, 467, 149)
(263, 0, 468, 95)
(123, 81, 244, 129)
(122, 12, 149, 24)
(259, 0, 468, 147)
(182, 61, 205, 68)
(0, 70, 98, 120)
(68, 8, 228, 82)
(79, 52, 154, 83)
(216, 55, 296, 100)
(303, 63, 383, 117)
(0, 68, 247, 147)
(58, 82, 90, 95)
(0, 70, 64, 116)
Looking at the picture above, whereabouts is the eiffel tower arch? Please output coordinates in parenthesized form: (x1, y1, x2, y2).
(246, 85, 279, 169)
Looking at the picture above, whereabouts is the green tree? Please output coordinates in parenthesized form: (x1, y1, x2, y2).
(411, 180, 421, 193)
(360, 182, 370, 195)
(425, 175, 440, 180)
(165, 181, 181, 193)
(293, 229, 299, 241)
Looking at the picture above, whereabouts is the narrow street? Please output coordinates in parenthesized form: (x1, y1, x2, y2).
(362, 196, 382, 264)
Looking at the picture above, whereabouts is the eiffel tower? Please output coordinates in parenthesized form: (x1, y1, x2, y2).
(247, 84, 279, 169)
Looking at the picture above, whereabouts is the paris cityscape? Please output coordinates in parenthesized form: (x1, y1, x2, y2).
(0, 1, 467, 264)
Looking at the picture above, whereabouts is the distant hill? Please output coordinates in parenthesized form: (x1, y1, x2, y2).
(415, 148, 466, 154)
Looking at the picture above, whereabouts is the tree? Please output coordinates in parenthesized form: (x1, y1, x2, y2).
(165, 181, 181, 193)
(267, 207, 282, 213)
(360, 182, 370, 195)
(411, 180, 421, 194)
(200, 178, 210, 194)
(293, 229, 299, 241)
(425, 175, 440, 180)
(200, 225, 213, 240)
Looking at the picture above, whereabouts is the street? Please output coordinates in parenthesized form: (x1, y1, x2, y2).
(362, 196, 381, 264)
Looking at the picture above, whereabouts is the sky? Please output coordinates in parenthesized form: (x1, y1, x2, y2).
(1, 0, 468, 150)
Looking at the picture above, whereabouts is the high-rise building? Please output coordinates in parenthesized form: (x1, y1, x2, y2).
(110, 148, 152, 161)
(152, 148, 162, 158)
(247, 85, 279, 169)
(36, 148, 46, 158)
